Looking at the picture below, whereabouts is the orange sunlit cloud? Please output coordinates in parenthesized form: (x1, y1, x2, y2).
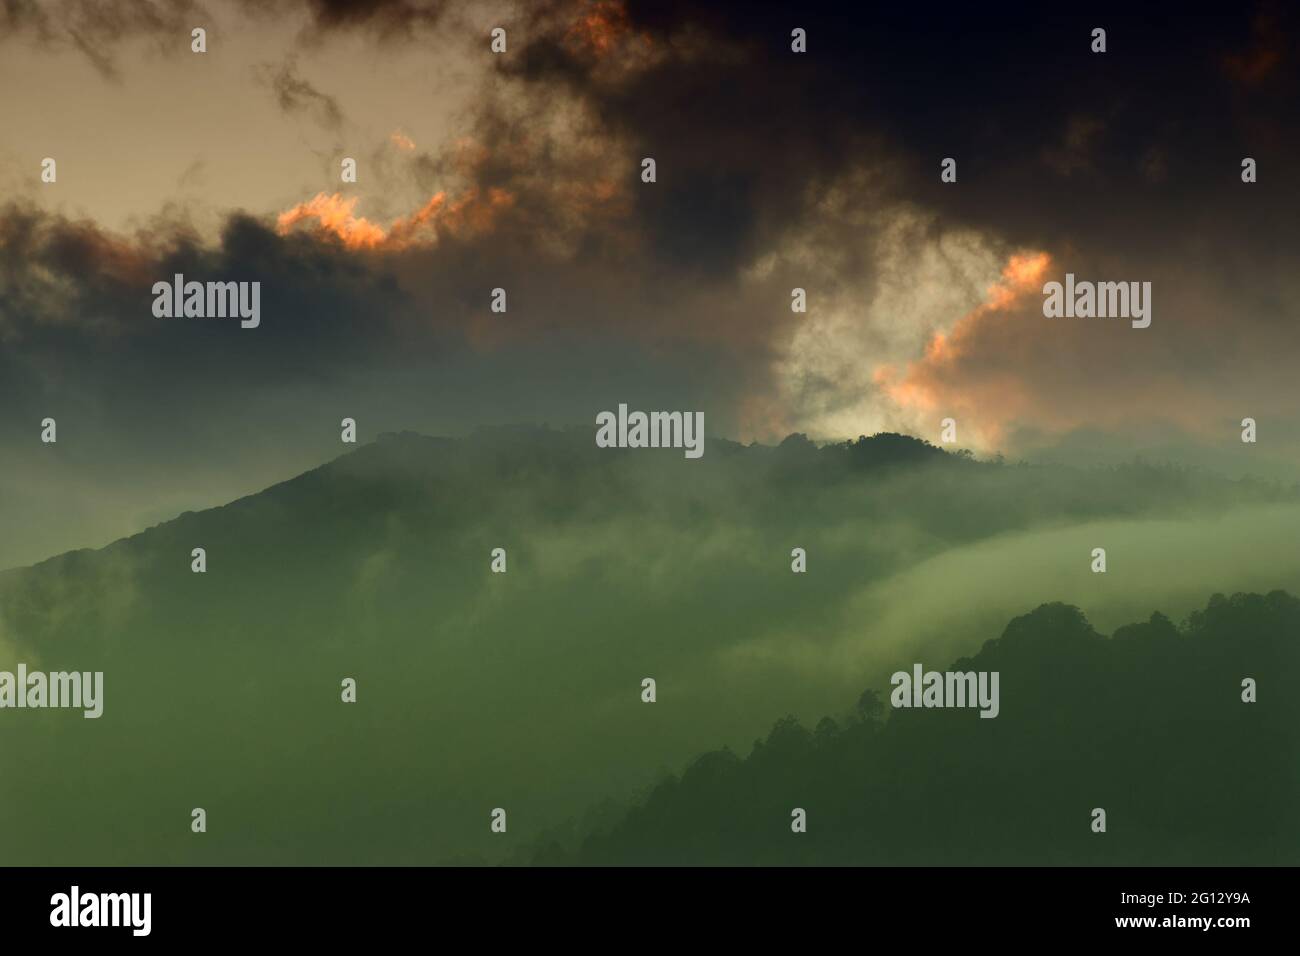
(562, 0, 657, 76)
(275, 188, 516, 251)
(874, 251, 1051, 447)
(565, 0, 631, 56)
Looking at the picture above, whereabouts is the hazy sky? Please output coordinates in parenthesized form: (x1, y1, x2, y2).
(1, 0, 1298, 567)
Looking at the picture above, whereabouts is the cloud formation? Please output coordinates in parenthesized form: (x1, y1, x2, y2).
(2, 0, 1299, 564)
(273, 190, 520, 249)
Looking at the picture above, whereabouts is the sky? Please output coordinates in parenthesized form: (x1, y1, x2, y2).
(1, 0, 1299, 568)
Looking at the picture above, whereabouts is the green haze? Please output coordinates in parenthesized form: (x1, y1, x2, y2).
(0, 428, 1295, 864)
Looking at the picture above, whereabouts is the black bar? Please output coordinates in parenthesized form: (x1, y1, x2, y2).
(2, 866, 1278, 942)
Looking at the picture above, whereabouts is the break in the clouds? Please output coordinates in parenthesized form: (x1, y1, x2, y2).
(1, 0, 1299, 566)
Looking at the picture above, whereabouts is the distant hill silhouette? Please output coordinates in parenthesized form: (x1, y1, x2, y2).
(523, 591, 1299, 866)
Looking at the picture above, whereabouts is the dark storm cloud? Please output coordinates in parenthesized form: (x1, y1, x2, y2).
(488, 0, 1300, 271)
(0, 190, 781, 430)
(0, 203, 414, 388)
(454, 0, 1300, 453)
